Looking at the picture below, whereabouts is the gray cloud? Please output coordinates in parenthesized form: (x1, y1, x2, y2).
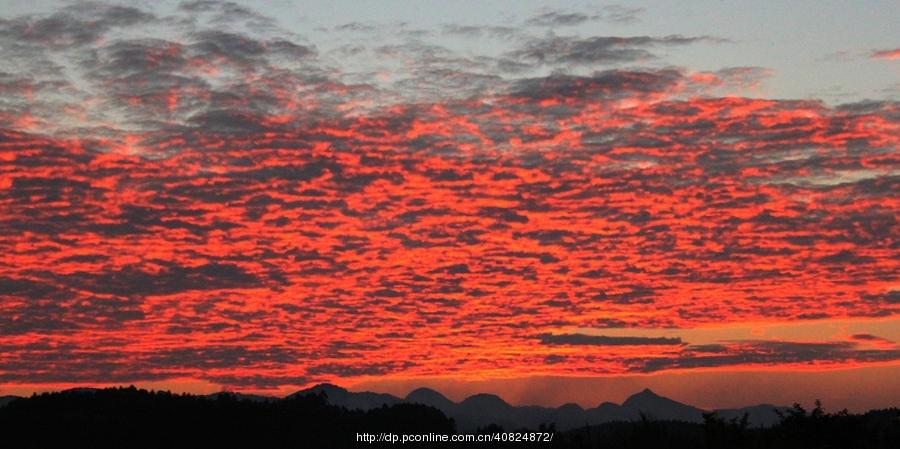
(602, 5, 645, 23)
(526, 11, 598, 27)
(55, 262, 264, 297)
(306, 361, 418, 377)
(0, 2, 154, 48)
(539, 333, 683, 346)
(634, 340, 900, 372)
(525, 5, 645, 27)
(509, 35, 722, 66)
(441, 24, 518, 39)
(507, 69, 684, 101)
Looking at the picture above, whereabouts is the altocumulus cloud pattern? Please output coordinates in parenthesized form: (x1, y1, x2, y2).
(0, 1, 898, 392)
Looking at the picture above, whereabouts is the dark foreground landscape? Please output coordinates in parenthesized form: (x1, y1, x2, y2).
(1, 386, 898, 448)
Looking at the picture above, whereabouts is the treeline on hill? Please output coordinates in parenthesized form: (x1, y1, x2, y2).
(0, 387, 898, 449)
(0, 386, 452, 449)
(558, 402, 900, 449)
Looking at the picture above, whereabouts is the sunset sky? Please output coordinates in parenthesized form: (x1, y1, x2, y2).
(1, 1, 898, 410)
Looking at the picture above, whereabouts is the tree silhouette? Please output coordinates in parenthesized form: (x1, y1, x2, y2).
(0, 390, 897, 448)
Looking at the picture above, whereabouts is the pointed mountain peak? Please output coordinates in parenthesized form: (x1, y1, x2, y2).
(623, 388, 684, 408)
(626, 388, 661, 400)
(622, 388, 704, 422)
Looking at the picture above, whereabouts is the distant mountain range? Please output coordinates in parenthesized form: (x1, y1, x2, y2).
(0, 385, 788, 431)
(289, 384, 788, 431)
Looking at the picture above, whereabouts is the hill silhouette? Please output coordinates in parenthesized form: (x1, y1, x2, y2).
(405, 387, 456, 411)
(563, 403, 900, 449)
(1, 386, 898, 448)
(0, 386, 452, 449)
(291, 383, 401, 410)
(0, 395, 20, 408)
(293, 383, 787, 430)
(0, 384, 795, 431)
(621, 388, 705, 421)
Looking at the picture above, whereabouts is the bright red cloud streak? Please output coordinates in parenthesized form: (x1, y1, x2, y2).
(1, 75, 898, 394)
(871, 48, 900, 60)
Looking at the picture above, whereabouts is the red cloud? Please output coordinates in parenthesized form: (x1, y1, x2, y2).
(871, 48, 900, 60)
(1, 2, 898, 395)
(2, 84, 898, 392)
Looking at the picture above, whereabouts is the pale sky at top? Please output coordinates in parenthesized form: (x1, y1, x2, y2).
(3, 0, 898, 103)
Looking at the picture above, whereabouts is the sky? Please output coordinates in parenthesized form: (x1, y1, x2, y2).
(0, 1, 898, 410)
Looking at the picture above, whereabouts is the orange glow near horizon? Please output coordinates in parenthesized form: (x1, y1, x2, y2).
(4, 363, 899, 413)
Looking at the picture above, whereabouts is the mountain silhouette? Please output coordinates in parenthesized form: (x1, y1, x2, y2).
(458, 393, 512, 411)
(307, 384, 788, 431)
(2, 386, 896, 448)
(554, 403, 589, 429)
(621, 388, 705, 421)
(589, 400, 631, 422)
(0, 395, 21, 408)
(0, 384, 788, 430)
(0, 386, 455, 449)
(457, 393, 520, 430)
(405, 387, 456, 410)
(290, 383, 401, 411)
